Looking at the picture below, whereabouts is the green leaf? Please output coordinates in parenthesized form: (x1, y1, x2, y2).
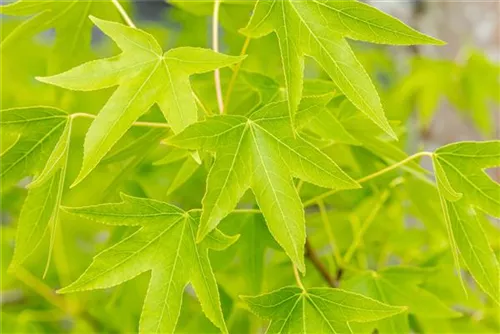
(343, 267, 461, 333)
(169, 101, 359, 271)
(434, 141, 500, 217)
(0, 106, 68, 189)
(432, 141, 500, 303)
(1, 107, 71, 267)
(241, 286, 405, 333)
(241, 0, 443, 134)
(37, 17, 245, 186)
(0, 0, 120, 70)
(10, 172, 61, 266)
(61, 194, 238, 333)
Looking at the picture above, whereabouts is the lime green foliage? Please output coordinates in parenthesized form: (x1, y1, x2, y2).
(241, 0, 443, 134)
(0, 0, 120, 71)
(1, 1, 499, 333)
(38, 17, 244, 186)
(397, 51, 500, 136)
(169, 101, 359, 271)
(343, 266, 461, 333)
(62, 194, 237, 333)
(1, 107, 70, 266)
(433, 141, 500, 303)
(241, 286, 405, 333)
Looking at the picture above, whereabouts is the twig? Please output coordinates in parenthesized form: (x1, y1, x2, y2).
(305, 239, 338, 288)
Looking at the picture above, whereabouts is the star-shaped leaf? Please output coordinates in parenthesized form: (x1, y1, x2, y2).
(241, 0, 444, 134)
(433, 141, 500, 217)
(241, 286, 405, 333)
(0, 0, 120, 70)
(61, 194, 238, 333)
(343, 266, 461, 333)
(169, 101, 359, 271)
(1, 106, 71, 266)
(37, 17, 245, 186)
(432, 141, 500, 303)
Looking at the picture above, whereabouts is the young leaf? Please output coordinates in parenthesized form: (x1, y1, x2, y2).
(241, 0, 443, 134)
(169, 101, 359, 271)
(37, 17, 245, 186)
(241, 286, 405, 333)
(61, 194, 238, 334)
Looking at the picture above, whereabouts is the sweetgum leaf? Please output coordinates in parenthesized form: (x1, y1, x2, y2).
(169, 101, 359, 272)
(61, 194, 238, 333)
(432, 141, 500, 303)
(241, 286, 405, 333)
(241, 0, 443, 134)
(37, 17, 244, 186)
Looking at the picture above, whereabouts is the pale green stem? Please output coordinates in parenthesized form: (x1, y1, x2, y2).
(293, 265, 305, 291)
(303, 151, 433, 207)
(318, 200, 343, 270)
(224, 36, 251, 110)
(212, 0, 224, 114)
(70, 113, 170, 129)
(111, 0, 136, 28)
(343, 190, 390, 264)
(12, 266, 67, 311)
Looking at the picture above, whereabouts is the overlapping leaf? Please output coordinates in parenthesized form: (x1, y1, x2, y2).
(343, 266, 461, 333)
(241, 0, 444, 133)
(432, 141, 500, 303)
(241, 286, 405, 333)
(1, 106, 71, 266)
(61, 194, 238, 333)
(296, 94, 425, 176)
(169, 101, 359, 271)
(38, 17, 244, 185)
(0, 0, 120, 70)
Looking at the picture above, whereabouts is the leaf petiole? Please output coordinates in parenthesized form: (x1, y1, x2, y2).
(303, 151, 434, 207)
(70, 113, 170, 129)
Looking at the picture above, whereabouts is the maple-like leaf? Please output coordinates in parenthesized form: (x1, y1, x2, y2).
(241, 0, 444, 134)
(241, 286, 405, 333)
(169, 101, 359, 271)
(0, 0, 120, 70)
(1, 106, 71, 266)
(61, 194, 238, 333)
(432, 141, 500, 303)
(343, 266, 461, 333)
(37, 17, 245, 186)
